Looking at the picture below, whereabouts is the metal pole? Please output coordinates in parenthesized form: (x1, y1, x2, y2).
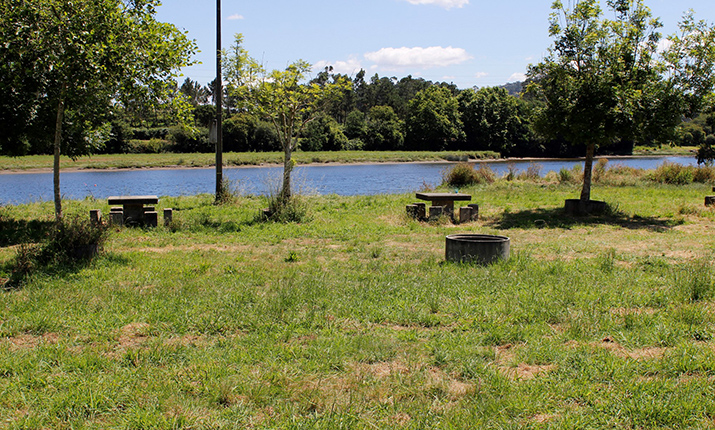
(215, 0, 224, 199)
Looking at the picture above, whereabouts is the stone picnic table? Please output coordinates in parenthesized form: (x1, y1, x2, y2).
(415, 192, 472, 212)
(107, 195, 158, 225)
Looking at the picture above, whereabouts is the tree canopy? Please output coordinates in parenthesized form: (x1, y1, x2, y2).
(527, 0, 715, 204)
(0, 0, 196, 218)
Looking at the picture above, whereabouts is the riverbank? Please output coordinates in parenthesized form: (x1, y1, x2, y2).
(2, 182, 715, 428)
(0, 147, 696, 173)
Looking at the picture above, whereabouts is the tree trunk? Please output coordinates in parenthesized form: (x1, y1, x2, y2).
(281, 140, 293, 204)
(53, 91, 66, 221)
(580, 142, 595, 203)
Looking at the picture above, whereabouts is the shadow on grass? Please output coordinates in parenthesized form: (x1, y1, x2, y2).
(0, 217, 54, 247)
(488, 206, 682, 231)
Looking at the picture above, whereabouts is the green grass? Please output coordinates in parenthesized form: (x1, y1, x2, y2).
(0, 151, 500, 171)
(2, 177, 715, 428)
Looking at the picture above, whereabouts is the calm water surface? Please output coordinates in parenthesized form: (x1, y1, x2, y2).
(0, 156, 697, 205)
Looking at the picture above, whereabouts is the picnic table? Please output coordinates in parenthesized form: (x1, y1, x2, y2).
(415, 192, 472, 213)
(107, 195, 158, 225)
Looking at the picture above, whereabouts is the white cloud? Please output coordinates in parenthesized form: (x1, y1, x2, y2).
(474, 72, 489, 79)
(509, 72, 527, 82)
(313, 58, 363, 76)
(227, 14, 244, 20)
(365, 46, 472, 70)
(401, 0, 468, 10)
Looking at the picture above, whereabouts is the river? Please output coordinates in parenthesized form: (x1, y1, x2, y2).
(0, 155, 697, 205)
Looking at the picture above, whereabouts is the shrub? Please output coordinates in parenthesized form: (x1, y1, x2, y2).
(442, 163, 483, 187)
(558, 167, 574, 184)
(648, 162, 694, 185)
(266, 195, 309, 223)
(6, 215, 109, 288)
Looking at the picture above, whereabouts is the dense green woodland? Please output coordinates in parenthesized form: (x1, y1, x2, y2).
(1, 0, 715, 162)
(7, 72, 715, 159)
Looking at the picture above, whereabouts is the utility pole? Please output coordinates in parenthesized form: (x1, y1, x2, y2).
(215, 0, 224, 200)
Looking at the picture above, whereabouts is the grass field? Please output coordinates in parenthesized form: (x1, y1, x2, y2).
(2, 171, 715, 428)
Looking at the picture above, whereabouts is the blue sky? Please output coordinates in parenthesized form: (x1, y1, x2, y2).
(156, 0, 715, 90)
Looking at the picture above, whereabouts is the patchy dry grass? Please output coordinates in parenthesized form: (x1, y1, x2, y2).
(2, 181, 715, 428)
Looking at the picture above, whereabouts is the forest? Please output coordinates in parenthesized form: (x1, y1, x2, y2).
(6, 69, 714, 160)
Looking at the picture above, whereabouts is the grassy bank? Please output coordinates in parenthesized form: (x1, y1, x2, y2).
(0, 146, 697, 172)
(0, 151, 500, 172)
(2, 174, 715, 428)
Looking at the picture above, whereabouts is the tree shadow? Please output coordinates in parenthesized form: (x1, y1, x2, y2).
(488, 206, 682, 231)
(0, 217, 54, 247)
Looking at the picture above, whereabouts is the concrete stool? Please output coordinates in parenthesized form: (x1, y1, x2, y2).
(468, 203, 479, 220)
(163, 208, 173, 226)
(429, 206, 444, 221)
(89, 209, 102, 224)
(459, 206, 473, 224)
(109, 208, 124, 226)
(144, 211, 158, 228)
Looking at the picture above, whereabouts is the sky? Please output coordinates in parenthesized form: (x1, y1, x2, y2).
(156, 0, 715, 90)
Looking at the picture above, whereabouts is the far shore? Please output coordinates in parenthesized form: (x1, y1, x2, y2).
(0, 150, 697, 175)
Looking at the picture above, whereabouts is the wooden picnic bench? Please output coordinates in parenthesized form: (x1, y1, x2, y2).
(107, 195, 158, 226)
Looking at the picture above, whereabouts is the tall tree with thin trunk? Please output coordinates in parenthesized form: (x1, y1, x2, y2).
(0, 0, 196, 220)
(226, 36, 349, 209)
(527, 0, 715, 208)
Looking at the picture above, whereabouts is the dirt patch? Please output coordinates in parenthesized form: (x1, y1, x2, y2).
(595, 337, 669, 360)
(164, 334, 206, 348)
(610, 307, 657, 316)
(358, 360, 410, 379)
(495, 343, 555, 380)
(531, 414, 556, 423)
(389, 412, 412, 427)
(1, 332, 59, 351)
(117, 322, 151, 349)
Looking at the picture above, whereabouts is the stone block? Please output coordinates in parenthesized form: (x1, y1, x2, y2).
(144, 211, 158, 228)
(706, 196, 715, 207)
(163, 208, 173, 226)
(89, 209, 101, 224)
(109, 210, 124, 226)
(406, 204, 419, 219)
(414, 203, 426, 220)
(429, 205, 444, 221)
(459, 206, 473, 224)
(468, 203, 479, 220)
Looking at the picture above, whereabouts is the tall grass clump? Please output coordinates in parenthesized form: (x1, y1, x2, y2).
(215, 178, 243, 205)
(518, 162, 542, 180)
(442, 162, 495, 187)
(673, 259, 715, 303)
(649, 162, 693, 184)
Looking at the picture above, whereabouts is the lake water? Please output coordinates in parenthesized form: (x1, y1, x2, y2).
(0, 155, 697, 205)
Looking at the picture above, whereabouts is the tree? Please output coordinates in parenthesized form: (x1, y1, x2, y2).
(1, 0, 196, 219)
(254, 61, 350, 203)
(406, 86, 464, 151)
(458, 87, 531, 155)
(225, 35, 349, 207)
(363, 106, 405, 151)
(528, 0, 715, 208)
